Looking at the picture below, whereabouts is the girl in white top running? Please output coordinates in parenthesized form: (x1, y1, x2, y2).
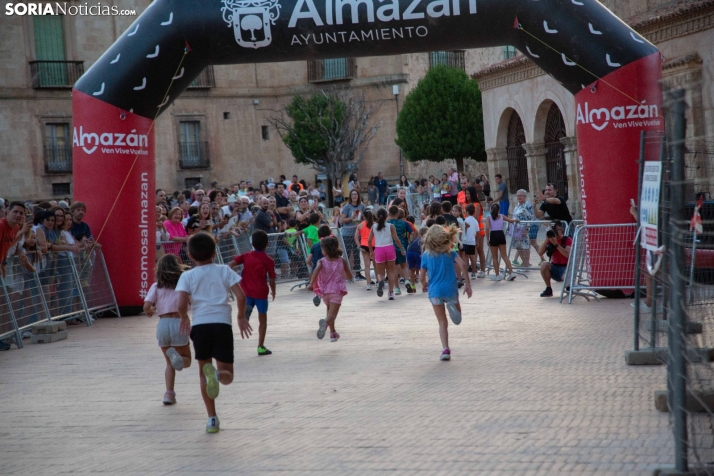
(143, 254, 193, 405)
(368, 208, 405, 300)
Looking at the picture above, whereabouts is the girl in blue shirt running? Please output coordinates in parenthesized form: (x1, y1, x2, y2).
(419, 224, 472, 361)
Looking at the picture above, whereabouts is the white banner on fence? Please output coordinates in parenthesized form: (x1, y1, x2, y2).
(640, 161, 662, 251)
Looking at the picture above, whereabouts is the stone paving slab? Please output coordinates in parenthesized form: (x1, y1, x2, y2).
(0, 274, 672, 474)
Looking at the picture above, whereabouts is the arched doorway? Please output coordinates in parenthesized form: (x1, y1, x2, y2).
(544, 103, 568, 199)
(506, 111, 529, 192)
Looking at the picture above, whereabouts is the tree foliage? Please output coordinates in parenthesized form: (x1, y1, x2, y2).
(395, 66, 486, 170)
(270, 90, 381, 201)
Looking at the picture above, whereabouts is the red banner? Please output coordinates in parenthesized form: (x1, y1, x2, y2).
(72, 90, 156, 309)
(575, 52, 664, 287)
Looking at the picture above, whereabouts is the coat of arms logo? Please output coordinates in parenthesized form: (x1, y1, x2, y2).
(222, 0, 281, 49)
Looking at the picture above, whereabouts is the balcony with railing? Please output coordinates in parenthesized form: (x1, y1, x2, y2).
(187, 66, 216, 89)
(429, 51, 465, 71)
(44, 145, 72, 173)
(178, 141, 210, 169)
(307, 58, 356, 83)
(30, 61, 84, 89)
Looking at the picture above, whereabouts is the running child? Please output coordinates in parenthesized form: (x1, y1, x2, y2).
(229, 230, 276, 356)
(306, 236, 352, 342)
(143, 254, 192, 405)
(387, 206, 412, 295)
(406, 227, 427, 292)
(176, 232, 252, 433)
(368, 208, 406, 300)
(463, 204, 480, 279)
(484, 203, 518, 281)
(419, 225, 472, 361)
(354, 209, 375, 291)
(307, 224, 333, 306)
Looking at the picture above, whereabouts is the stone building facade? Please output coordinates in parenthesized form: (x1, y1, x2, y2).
(473, 0, 714, 219)
(0, 0, 503, 201)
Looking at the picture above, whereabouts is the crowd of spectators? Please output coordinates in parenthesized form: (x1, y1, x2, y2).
(0, 198, 100, 350)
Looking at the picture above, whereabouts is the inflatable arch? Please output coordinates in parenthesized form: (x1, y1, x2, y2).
(73, 0, 664, 310)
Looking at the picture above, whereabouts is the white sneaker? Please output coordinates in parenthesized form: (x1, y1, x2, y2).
(631, 301, 652, 311)
(470, 273, 476, 279)
(477, 271, 485, 278)
(446, 302, 462, 325)
(206, 416, 220, 433)
(505, 273, 516, 281)
(166, 347, 184, 371)
(366, 285, 372, 291)
(202, 363, 220, 400)
(489, 274, 503, 282)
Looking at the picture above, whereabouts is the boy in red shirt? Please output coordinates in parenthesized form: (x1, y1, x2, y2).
(229, 230, 276, 356)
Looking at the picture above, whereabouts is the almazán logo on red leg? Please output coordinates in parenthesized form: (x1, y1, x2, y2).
(576, 102, 661, 131)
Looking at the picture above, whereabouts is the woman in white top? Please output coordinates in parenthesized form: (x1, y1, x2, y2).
(367, 208, 405, 300)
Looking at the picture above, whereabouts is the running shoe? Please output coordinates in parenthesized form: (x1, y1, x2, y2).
(457, 279, 464, 288)
(355, 272, 366, 281)
(257, 346, 272, 356)
(440, 348, 451, 361)
(399, 278, 405, 284)
(313, 294, 321, 306)
(163, 390, 176, 405)
(330, 332, 340, 342)
(394, 287, 402, 295)
(405, 282, 414, 293)
(377, 280, 384, 297)
(470, 273, 477, 279)
(446, 302, 462, 325)
(477, 271, 485, 278)
(166, 347, 184, 371)
(489, 274, 503, 282)
(512, 259, 521, 266)
(540, 287, 553, 297)
(206, 416, 220, 433)
(317, 319, 327, 339)
(388, 292, 395, 300)
(202, 363, 220, 400)
(366, 284, 372, 291)
(245, 304, 254, 321)
(505, 273, 516, 281)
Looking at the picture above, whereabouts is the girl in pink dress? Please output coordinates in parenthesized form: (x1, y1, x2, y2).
(307, 236, 353, 342)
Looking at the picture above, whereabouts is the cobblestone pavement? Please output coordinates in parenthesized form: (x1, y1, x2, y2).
(1, 274, 673, 475)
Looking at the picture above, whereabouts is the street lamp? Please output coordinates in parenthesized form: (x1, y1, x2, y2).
(393, 84, 403, 176)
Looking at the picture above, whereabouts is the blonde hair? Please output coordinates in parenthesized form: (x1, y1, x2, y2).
(422, 225, 459, 255)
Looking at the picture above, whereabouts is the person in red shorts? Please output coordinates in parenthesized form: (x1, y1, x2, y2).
(229, 230, 276, 356)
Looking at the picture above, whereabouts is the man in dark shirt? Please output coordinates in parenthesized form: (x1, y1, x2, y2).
(69, 201, 101, 248)
(534, 183, 573, 223)
(374, 172, 388, 205)
(273, 183, 293, 221)
(254, 197, 277, 233)
(440, 201, 459, 227)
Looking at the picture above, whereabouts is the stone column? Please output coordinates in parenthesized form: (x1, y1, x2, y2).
(522, 142, 547, 195)
(560, 136, 580, 219)
(485, 147, 508, 186)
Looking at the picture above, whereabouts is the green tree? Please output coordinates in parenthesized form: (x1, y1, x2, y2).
(270, 90, 381, 204)
(396, 65, 485, 172)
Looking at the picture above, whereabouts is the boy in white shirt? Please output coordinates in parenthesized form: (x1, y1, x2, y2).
(463, 204, 479, 279)
(177, 232, 252, 433)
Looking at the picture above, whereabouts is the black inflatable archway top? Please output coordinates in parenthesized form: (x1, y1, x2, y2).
(75, 0, 657, 118)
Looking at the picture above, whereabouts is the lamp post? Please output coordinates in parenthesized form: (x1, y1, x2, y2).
(393, 84, 403, 176)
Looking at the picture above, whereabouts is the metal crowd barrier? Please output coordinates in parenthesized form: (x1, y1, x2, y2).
(0, 248, 119, 350)
(265, 232, 312, 284)
(559, 223, 639, 303)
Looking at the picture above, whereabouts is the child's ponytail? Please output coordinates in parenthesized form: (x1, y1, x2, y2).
(363, 209, 374, 229)
(376, 208, 387, 231)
